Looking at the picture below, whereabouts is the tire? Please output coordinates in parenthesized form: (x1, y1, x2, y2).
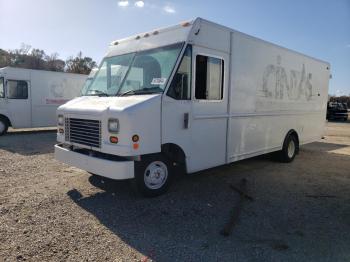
(133, 154, 172, 197)
(278, 134, 299, 163)
(0, 118, 8, 136)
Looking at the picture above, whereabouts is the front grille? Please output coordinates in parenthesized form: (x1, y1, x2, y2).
(65, 118, 101, 148)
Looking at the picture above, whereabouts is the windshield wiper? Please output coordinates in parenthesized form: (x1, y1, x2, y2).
(118, 87, 162, 97)
(86, 90, 109, 97)
(119, 89, 137, 96)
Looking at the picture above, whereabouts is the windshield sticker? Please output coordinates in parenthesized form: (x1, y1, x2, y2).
(151, 78, 167, 85)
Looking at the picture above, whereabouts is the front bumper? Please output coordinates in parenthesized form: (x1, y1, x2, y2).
(54, 144, 135, 180)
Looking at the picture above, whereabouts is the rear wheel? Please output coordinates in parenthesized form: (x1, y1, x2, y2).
(133, 154, 172, 197)
(278, 133, 298, 163)
(0, 118, 8, 136)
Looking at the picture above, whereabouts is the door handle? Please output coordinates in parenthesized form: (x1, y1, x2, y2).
(184, 113, 189, 129)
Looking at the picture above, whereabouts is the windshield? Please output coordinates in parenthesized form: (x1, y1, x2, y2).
(80, 69, 98, 95)
(80, 77, 93, 95)
(84, 42, 183, 96)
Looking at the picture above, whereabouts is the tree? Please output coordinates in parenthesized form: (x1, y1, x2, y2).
(10, 43, 33, 68)
(65, 52, 97, 74)
(0, 44, 96, 75)
(0, 49, 11, 68)
(17, 43, 31, 55)
(28, 48, 46, 69)
(45, 53, 65, 72)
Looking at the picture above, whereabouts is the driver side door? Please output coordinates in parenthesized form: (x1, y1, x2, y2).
(161, 45, 193, 170)
(5, 79, 32, 128)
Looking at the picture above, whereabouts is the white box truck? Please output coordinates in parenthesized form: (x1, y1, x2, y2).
(55, 18, 330, 196)
(0, 67, 87, 135)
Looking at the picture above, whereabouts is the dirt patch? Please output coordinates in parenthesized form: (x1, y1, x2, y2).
(1, 122, 350, 261)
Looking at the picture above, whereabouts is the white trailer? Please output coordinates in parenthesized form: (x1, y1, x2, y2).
(55, 18, 330, 196)
(0, 67, 87, 135)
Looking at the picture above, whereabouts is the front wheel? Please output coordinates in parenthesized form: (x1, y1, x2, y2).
(278, 134, 299, 163)
(133, 154, 172, 197)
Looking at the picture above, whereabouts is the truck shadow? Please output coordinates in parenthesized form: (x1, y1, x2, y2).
(66, 146, 350, 261)
(67, 172, 250, 261)
(0, 131, 56, 155)
(302, 141, 350, 154)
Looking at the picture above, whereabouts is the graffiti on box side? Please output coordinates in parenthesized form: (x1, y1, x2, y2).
(262, 56, 313, 101)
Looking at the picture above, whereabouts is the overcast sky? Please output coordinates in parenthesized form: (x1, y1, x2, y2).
(0, 0, 349, 95)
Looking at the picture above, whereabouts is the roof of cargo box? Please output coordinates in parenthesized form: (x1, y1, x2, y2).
(106, 17, 329, 65)
(106, 17, 235, 56)
(106, 18, 199, 57)
(0, 66, 88, 76)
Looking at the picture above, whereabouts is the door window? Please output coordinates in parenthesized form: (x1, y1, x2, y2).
(195, 55, 224, 100)
(167, 45, 192, 100)
(7, 80, 28, 99)
(0, 78, 4, 98)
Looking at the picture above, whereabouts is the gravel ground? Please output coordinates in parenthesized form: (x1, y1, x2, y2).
(1, 122, 350, 261)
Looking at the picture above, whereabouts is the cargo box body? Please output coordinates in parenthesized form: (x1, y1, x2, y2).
(161, 19, 330, 172)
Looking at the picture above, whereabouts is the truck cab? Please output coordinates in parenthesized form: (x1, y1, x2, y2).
(55, 18, 229, 196)
(0, 68, 31, 135)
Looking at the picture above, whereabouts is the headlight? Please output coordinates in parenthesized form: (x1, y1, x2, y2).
(57, 115, 64, 126)
(108, 118, 119, 133)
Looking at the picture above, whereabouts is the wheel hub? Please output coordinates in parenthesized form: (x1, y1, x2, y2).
(144, 161, 168, 190)
(287, 140, 296, 158)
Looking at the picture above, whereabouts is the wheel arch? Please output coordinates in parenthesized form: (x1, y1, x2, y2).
(161, 143, 187, 173)
(0, 114, 11, 127)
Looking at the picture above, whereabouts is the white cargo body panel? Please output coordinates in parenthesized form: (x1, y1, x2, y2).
(30, 70, 87, 127)
(0, 67, 87, 131)
(226, 31, 329, 163)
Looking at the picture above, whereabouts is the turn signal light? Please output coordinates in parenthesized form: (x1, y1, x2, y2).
(110, 136, 118, 144)
(132, 135, 139, 142)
